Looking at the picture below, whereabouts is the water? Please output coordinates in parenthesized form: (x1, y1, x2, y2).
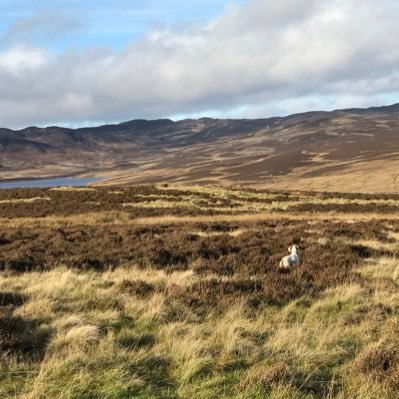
(0, 177, 101, 189)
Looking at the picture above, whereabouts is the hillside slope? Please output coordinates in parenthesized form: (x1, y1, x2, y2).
(1, 104, 399, 192)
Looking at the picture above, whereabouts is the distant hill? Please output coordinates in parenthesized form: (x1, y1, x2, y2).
(1, 103, 399, 192)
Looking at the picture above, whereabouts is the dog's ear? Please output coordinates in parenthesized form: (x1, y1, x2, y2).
(288, 245, 292, 252)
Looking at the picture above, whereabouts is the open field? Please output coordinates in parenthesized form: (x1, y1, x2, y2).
(1, 185, 398, 398)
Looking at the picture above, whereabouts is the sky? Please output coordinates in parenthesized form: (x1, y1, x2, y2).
(1, 0, 399, 129)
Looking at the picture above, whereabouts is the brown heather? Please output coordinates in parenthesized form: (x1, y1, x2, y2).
(0, 185, 398, 398)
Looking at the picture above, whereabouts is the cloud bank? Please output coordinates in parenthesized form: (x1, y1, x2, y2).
(1, 0, 399, 128)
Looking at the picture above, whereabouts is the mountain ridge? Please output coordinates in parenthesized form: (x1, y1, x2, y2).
(4, 102, 399, 134)
(1, 103, 399, 192)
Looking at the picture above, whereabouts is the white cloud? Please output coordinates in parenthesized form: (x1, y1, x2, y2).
(1, 0, 399, 128)
(0, 46, 47, 76)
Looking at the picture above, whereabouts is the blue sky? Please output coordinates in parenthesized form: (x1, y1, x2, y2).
(1, 1, 246, 51)
(0, 0, 398, 128)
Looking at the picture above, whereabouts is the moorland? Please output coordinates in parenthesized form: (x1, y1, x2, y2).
(1, 103, 399, 193)
(0, 184, 398, 398)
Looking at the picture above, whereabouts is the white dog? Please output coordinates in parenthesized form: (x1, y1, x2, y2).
(279, 244, 300, 271)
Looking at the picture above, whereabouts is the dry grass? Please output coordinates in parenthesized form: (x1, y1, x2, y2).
(1, 263, 397, 398)
(0, 197, 51, 204)
(0, 185, 398, 398)
(49, 187, 96, 192)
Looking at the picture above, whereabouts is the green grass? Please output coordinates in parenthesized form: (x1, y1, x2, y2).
(1, 261, 398, 399)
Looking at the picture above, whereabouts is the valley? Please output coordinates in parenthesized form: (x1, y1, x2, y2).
(2, 104, 399, 193)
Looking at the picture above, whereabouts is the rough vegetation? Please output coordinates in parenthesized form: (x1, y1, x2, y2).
(0, 185, 398, 398)
(3, 104, 399, 194)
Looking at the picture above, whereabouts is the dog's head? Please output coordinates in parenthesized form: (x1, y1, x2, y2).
(288, 244, 300, 253)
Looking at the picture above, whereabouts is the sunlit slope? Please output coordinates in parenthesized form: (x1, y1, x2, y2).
(1, 104, 399, 192)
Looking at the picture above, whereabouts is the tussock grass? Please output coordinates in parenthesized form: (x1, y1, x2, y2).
(0, 197, 51, 204)
(359, 257, 399, 281)
(1, 185, 399, 398)
(50, 187, 96, 192)
(350, 239, 399, 254)
(1, 262, 398, 398)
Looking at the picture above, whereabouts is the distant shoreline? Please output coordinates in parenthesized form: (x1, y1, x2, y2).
(0, 176, 102, 189)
